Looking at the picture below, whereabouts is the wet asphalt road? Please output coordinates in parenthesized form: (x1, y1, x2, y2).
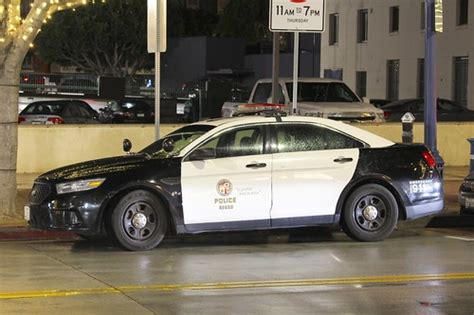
(1, 226, 473, 314)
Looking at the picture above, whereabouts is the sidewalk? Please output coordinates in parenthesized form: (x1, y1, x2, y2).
(0, 167, 469, 240)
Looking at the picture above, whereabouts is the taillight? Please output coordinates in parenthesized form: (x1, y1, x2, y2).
(18, 116, 26, 124)
(422, 150, 436, 168)
(383, 111, 391, 120)
(47, 117, 64, 124)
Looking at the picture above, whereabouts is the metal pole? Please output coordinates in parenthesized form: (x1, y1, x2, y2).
(154, 0, 161, 140)
(271, 32, 281, 104)
(292, 32, 299, 115)
(154, 53, 161, 140)
(424, 0, 443, 170)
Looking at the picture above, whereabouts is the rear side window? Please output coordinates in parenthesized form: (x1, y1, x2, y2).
(24, 103, 62, 115)
(275, 124, 364, 153)
(252, 83, 272, 103)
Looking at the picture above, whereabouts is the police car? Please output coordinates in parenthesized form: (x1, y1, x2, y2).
(26, 115, 444, 251)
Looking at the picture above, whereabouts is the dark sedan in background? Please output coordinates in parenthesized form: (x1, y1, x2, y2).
(382, 98, 474, 122)
(18, 100, 99, 124)
(99, 99, 154, 123)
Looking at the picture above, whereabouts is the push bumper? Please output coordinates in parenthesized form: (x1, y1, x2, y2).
(27, 195, 103, 234)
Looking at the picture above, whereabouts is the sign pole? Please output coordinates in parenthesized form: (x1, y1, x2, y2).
(292, 32, 299, 115)
(271, 32, 281, 104)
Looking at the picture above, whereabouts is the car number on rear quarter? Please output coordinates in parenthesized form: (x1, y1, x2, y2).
(409, 180, 434, 194)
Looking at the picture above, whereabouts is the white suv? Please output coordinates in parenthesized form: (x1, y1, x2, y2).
(222, 78, 385, 122)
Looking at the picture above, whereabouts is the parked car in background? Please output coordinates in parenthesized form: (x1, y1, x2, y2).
(459, 175, 474, 215)
(99, 99, 154, 124)
(382, 98, 474, 122)
(222, 78, 385, 123)
(18, 100, 99, 125)
(18, 96, 109, 113)
(370, 99, 392, 108)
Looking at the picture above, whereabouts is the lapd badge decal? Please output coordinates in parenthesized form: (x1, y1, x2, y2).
(215, 179, 235, 210)
(216, 179, 232, 196)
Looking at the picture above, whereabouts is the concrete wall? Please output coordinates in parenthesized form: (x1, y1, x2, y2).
(17, 123, 474, 174)
(320, 0, 474, 107)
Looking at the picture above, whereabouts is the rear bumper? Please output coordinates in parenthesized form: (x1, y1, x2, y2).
(405, 199, 444, 220)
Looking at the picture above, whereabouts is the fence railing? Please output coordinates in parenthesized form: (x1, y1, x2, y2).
(19, 72, 156, 97)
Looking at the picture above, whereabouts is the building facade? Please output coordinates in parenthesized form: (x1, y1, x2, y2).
(320, 0, 472, 108)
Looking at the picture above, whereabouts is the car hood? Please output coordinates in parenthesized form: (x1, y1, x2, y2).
(38, 154, 153, 181)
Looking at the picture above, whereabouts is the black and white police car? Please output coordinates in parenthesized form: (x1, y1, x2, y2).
(25, 115, 444, 251)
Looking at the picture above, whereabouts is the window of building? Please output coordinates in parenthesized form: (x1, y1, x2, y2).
(357, 9, 369, 42)
(421, 2, 426, 30)
(356, 71, 367, 98)
(417, 59, 425, 98)
(329, 13, 339, 45)
(323, 69, 343, 81)
(457, 0, 469, 25)
(389, 6, 400, 33)
(387, 60, 400, 101)
(453, 56, 469, 107)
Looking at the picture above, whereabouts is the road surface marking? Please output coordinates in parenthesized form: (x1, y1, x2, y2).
(2, 272, 474, 300)
(445, 236, 474, 241)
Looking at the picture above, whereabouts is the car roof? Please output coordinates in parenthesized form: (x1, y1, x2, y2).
(29, 100, 84, 105)
(186, 116, 394, 149)
(256, 77, 344, 84)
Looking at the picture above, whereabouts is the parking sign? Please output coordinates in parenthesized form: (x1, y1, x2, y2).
(269, 0, 325, 32)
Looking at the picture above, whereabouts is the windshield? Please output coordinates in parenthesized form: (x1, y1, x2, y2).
(139, 124, 215, 158)
(286, 82, 360, 103)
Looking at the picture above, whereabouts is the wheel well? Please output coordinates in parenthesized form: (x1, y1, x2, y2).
(100, 186, 177, 235)
(338, 178, 407, 223)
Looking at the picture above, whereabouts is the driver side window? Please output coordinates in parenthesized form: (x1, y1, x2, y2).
(196, 126, 264, 159)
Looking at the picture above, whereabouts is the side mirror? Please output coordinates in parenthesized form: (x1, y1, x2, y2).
(362, 97, 371, 104)
(162, 138, 175, 153)
(123, 138, 132, 153)
(188, 148, 216, 161)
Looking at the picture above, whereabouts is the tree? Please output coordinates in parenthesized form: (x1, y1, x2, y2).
(35, 0, 148, 77)
(0, 0, 90, 221)
(218, 0, 270, 43)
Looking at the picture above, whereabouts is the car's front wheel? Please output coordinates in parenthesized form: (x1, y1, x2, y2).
(110, 190, 167, 251)
(341, 184, 399, 242)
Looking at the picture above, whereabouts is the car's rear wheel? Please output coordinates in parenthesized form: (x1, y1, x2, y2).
(341, 184, 398, 242)
(110, 190, 167, 251)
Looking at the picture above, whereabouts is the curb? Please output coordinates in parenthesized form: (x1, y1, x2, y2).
(0, 227, 77, 241)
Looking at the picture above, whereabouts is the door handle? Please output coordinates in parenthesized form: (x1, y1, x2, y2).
(246, 162, 267, 169)
(333, 157, 353, 163)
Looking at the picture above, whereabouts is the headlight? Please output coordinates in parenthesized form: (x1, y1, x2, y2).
(56, 178, 106, 195)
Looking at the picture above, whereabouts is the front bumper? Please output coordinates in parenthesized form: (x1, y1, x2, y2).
(459, 191, 474, 215)
(28, 189, 105, 234)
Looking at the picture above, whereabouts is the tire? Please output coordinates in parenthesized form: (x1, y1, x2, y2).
(341, 184, 399, 242)
(109, 190, 167, 251)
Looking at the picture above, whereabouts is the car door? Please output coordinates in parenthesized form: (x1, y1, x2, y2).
(181, 125, 272, 231)
(270, 123, 363, 226)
